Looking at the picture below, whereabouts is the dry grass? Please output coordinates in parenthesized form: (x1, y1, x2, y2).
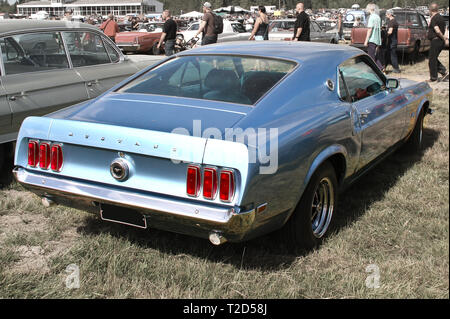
(0, 51, 448, 299)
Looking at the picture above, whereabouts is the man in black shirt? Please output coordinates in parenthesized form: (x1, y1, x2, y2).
(386, 9, 400, 73)
(292, 3, 310, 41)
(157, 10, 177, 56)
(427, 3, 449, 81)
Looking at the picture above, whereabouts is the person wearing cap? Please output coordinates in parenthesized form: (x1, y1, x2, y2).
(100, 13, 120, 43)
(386, 9, 400, 73)
(62, 9, 73, 21)
(194, 2, 217, 45)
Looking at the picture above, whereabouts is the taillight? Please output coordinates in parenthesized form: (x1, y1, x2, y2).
(186, 165, 201, 197)
(203, 167, 218, 200)
(39, 142, 51, 169)
(219, 170, 235, 202)
(27, 140, 39, 167)
(50, 144, 63, 172)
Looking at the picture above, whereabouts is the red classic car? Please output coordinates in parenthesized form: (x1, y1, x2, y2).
(115, 24, 164, 55)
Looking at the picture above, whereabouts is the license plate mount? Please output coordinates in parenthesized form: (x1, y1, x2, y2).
(100, 204, 147, 229)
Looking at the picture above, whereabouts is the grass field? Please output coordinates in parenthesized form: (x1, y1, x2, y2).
(0, 51, 448, 299)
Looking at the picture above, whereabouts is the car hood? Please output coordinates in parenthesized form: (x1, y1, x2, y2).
(47, 93, 250, 135)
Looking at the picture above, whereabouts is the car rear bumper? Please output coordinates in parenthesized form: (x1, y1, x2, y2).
(13, 167, 256, 242)
(350, 43, 415, 53)
(116, 43, 141, 52)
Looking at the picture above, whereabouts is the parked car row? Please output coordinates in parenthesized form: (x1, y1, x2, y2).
(0, 20, 155, 174)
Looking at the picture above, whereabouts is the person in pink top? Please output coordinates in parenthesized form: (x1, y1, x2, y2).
(100, 13, 120, 42)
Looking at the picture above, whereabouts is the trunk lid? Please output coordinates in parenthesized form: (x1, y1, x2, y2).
(47, 93, 249, 135)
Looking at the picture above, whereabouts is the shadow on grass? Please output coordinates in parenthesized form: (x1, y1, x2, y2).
(77, 127, 439, 271)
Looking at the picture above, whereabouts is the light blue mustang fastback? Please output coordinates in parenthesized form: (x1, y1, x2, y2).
(13, 42, 432, 249)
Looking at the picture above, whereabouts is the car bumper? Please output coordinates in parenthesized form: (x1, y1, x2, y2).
(116, 43, 141, 52)
(350, 43, 415, 53)
(13, 167, 256, 243)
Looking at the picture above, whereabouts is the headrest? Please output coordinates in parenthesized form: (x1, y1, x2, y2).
(205, 69, 239, 91)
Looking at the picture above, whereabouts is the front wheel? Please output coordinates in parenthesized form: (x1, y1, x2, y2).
(404, 109, 424, 153)
(286, 162, 338, 250)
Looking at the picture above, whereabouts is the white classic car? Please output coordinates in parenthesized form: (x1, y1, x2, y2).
(180, 20, 251, 44)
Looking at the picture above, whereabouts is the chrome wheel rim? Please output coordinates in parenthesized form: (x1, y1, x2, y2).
(311, 177, 334, 238)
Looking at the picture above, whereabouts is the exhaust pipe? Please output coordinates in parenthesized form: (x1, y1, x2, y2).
(41, 197, 55, 208)
(209, 232, 227, 246)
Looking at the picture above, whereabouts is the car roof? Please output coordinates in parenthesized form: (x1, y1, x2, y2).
(179, 41, 362, 64)
(0, 20, 98, 35)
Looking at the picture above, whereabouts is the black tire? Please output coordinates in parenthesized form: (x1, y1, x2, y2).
(410, 42, 420, 64)
(404, 109, 424, 153)
(286, 161, 338, 251)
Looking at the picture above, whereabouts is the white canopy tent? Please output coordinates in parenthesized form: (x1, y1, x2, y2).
(214, 6, 251, 14)
(180, 11, 204, 18)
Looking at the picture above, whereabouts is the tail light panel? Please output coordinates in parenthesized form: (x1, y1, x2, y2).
(27, 140, 63, 172)
(219, 169, 235, 202)
(38, 142, 51, 169)
(202, 167, 218, 200)
(186, 165, 201, 197)
(50, 144, 63, 172)
(186, 165, 236, 203)
(27, 140, 39, 167)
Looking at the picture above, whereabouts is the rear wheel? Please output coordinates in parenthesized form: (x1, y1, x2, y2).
(152, 42, 163, 55)
(286, 162, 338, 250)
(410, 42, 420, 64)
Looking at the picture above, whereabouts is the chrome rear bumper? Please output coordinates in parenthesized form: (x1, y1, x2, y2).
(13, 167, 256, 242)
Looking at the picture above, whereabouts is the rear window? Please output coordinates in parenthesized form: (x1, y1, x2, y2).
(117, 55, 296, 105)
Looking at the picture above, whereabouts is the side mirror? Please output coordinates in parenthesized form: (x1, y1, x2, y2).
(386, 78, 399, 90)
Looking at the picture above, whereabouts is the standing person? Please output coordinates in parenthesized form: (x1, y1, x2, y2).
(100, 13, 120, 43)
(292, 3, 310, 41)
(194, 2, 218, 46)
(427, 3, 449, 82)
(157, 10, 177, 56)
(364, 3, 383, 70)
(386, 9, 401, 73)
(337, 12, 344, 41)
(249, 6, 269, 40)
(62, 8, 73, 21)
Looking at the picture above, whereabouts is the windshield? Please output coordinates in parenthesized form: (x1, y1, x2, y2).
(269, 20, 295, 32)
(117, 55, 296, 105)
(231, 23, 246, 33)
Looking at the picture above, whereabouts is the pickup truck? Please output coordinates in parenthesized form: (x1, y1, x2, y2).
(351, 9, 430, 61)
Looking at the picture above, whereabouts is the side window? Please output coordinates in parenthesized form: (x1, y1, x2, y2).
(338, 71, 349, 102)
(419, 14, 428, 28)
(338, 57, 385, 102)
(62, 31, 111, 67)
(103, 40, 120, 63)
(0, 32, 68, 75)
(407, 13, 419, 27)
(311, 21, 320, 32)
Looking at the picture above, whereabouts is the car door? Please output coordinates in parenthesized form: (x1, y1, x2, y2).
(310, 21, 325, 42)
(0, 78, 12, 140)
(418, 13, 431, 51)
(0, 31, 89, 132)
(339, 56, 407, 168)
(62, 31, 137, 99)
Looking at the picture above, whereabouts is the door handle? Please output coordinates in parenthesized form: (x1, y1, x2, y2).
(9, 92, 27, 101)
(87, 80, 99, 87)
(359, 110, 370, 121)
